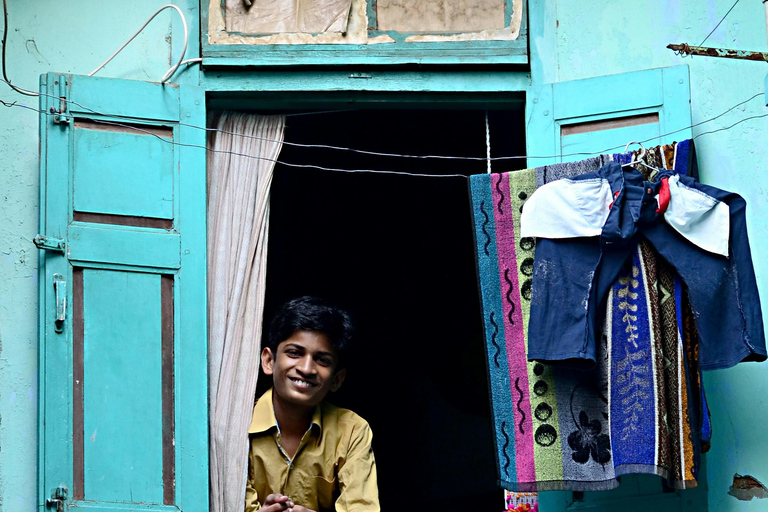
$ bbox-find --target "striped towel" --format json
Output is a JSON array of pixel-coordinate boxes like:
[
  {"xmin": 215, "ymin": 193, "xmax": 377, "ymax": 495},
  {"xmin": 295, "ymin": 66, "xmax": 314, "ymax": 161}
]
[{"xmin": 469, "ymin": 165, "xmax": 705, "ymax": 491}]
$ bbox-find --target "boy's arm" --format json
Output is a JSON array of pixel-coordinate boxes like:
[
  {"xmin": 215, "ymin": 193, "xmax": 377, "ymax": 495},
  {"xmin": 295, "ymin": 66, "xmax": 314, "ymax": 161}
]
[
  {"xmin": 245, "ymin": 474, "xmax": 261, "ymax": 512},
  {"xmin": 245, "ymin": 453, "xmax": 262, "ymax": 512},
  {"xmin": 335, "ymin": 421, "xmax": 380, "ymax": 512}
]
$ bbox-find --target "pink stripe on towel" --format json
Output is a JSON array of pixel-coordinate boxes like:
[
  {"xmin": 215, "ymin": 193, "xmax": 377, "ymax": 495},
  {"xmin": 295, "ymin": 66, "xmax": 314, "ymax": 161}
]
[{"xmin": 491, "ymin": 172, "xmax": 536, "ymax": 484}]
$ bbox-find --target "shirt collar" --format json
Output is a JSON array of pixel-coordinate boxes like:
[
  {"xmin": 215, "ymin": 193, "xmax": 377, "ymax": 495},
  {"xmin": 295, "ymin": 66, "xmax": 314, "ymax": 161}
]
[{"xmin": 247, "ymin": 388, "xmax": 323, "ymax": 436}]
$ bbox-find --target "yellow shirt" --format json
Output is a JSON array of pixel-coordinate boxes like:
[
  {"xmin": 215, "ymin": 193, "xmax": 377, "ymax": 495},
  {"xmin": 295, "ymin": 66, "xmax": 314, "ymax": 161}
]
[{"xmin": 245, "ymin": 388, "xmax": 379, "ymax": 512}]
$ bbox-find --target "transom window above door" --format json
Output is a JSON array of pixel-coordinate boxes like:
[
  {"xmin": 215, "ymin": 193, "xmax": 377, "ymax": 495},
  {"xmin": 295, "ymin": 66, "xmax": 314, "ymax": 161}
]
[{"xmin": 203, "ymin": 0, "xmax": 528, "ymax": 65}]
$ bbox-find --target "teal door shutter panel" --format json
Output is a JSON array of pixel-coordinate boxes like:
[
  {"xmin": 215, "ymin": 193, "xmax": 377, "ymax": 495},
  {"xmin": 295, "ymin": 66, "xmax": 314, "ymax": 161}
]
[
  {"xmin": 526, "ymin": 65, "xmax": 693, "ymax": 167},
  {"xmin": 38, "ymin": 73, "xmax": 207, "ymax": 512}
]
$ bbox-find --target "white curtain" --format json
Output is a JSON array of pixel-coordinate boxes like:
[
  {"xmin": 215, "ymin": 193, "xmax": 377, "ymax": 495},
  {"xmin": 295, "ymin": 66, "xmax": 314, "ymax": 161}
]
[{"xmin": 207, "ymin": 112, "xmax": 286, "ymax": 512}]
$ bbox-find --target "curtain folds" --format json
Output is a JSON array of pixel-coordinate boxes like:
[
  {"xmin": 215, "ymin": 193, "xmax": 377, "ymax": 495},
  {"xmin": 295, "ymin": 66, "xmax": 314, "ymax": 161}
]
[{"xmin": 207, "ymin": 112, "xmax": 286, "ymax": 512}]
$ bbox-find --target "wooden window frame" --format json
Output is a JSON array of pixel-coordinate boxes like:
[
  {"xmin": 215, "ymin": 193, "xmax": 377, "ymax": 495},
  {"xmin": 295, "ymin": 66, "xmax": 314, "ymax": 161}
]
[{"xmin": 201, "ymin": 0, "xmax": 528, "ymax": 66}]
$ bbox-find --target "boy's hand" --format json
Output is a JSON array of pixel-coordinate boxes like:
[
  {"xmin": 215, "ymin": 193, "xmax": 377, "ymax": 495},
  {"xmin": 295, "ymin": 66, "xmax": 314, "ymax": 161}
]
[
  {"xmin": 262, "ymin": 494, "xmax": 294, "ymax": 512},
  {"xmin": 259, "ymin": 496, "xmax": 316, "ymax": 512}
]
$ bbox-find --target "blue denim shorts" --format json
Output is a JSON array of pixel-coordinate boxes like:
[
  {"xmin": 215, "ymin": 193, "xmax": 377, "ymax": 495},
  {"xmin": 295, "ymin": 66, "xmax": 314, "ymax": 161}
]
[{"xmin": 526, "ymin": 162, "xmax": 766, "ymax": 370}]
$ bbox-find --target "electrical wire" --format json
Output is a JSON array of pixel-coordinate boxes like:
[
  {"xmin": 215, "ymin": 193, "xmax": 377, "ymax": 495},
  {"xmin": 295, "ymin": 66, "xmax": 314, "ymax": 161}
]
[
  {"xmin": 2, "ymin": 2, "xmax": 194, "ymax": 100},
  {"xmin": 4, "ymin": 78, "xmax": 764, "ymax": 162},
  {"xmin": 197, "ymin": 91, "xmax": 768, "ymax": 160},
  {"xmin": 693, "ymin": 112, "xmax": 768, "ymax": 139},
  {"xmin": 285, "ymin": 109, "xmax": 356, "ymax": 117},
  {"xmin": 689, "ymin": 92, "xmax": 763, "ymax": 127},
  {"xmin": 0, "ymin": 78, "xmax": 516, "ymax": 161},
  {"xmin": 90, "ymin": 118, "xmax": 468, "ymax": 178},
  {"xmin": 2, "ymin": 78, "xmax": 767, "ymax": 171},
  {"xmin": 4, "ymin": 96, "xmax": 766, "ymax": 179},
  {"xmin": 163, "ymin": 58, "xmax": 203, "ymax": 82},
  {"xmin": 88, "ymin": 4, "xmax": 189, "ymax": 84},
  {"xmin": 1, "ymin": 0, "xmax": 38, "ymax": 96},
  {"xmin": 698, "ymin": 0, "xmax": 741, "ymax": 48}
]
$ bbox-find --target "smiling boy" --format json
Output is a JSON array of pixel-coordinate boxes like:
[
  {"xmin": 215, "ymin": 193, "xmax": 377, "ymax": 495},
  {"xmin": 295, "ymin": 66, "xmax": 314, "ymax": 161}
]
[{"xmin": 245, "ymin": 296, "xmax": 380, "ymax": 512}]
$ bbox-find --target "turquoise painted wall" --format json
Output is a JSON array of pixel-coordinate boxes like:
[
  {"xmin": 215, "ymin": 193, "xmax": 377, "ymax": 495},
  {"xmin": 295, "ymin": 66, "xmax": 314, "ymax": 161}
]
[
  {"xmin": 0, "ymin": 2, "xmax": 198, "ymax": 511},
  {"xmin": 531, "ymin": 1, "xmax": 768, "ymax": 510},
  {"xmin": 1, "ymin": 1, "xmax": 767, "ymax": 511}
]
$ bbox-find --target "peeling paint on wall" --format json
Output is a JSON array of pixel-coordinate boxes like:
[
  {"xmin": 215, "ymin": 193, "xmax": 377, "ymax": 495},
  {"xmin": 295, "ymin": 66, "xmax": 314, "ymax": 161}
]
[
  {"xmin": 404, "ymin": 0, "xmax": 523, "ymax": 42},
  {"xmin": 224, "ymin": 0, "xmax": 354, "ymax": 34},
  {"xmin": 377, "ymin": 0, "xmax": 505, "ymax": 33},
  {"xmin": 405, "ymin": 25, "xmax": 520, "ymax": 42},
  {"xmin": 728, "ymin": 474, "xmax": 768, "ymax": 501},
  {"xmin": 207, "ymin": 0, "xmax": 521, "ymax": 45},
  {"xmin": 208, "ymin": 0, "xmax": 374, "ymax": 45}
]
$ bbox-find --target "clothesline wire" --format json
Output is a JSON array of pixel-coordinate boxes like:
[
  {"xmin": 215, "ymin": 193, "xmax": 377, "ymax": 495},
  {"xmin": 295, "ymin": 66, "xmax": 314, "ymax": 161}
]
[
  {"xmin": 694, "ymin": 112, "xmax": 768, "ymax": 139},
  {"xmin": 2, "ymin": 77, "xmax": 764, "ymax": 162},
  {"xmin": 90, "ymin": 118, "xmax": 469, "ymax": 179},
  {"xmin": 203, "ymin": 91, "xmax": 764, "ymax": 160},
  {"xmin": 698, "ymin": 0, "xmax": 741, "ymax": 48},
  {"xmin": 285, "ymin": 108, "xmax": 356, "ymax": 117},
  {"xmin": 0, "ymin": 79, "xmax": 764, "ymax": 165},
  {"xmin": 6, "ymin": 100, "xmax": 766, "ymax": 178}
]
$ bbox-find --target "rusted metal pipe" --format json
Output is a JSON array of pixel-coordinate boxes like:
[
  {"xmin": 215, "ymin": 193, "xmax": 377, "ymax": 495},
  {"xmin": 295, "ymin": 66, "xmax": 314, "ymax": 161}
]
[{"xmin": 667, "ymin": 43, "xmax": 768, "ymax": 61}]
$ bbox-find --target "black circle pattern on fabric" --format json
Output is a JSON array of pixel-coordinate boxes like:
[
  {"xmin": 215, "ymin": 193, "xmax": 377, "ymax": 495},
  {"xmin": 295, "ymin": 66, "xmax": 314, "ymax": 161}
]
[
  {"xmin": 517, "ymin": 180, "xmax": 557, "ymax": 449},
  {"xmin": 521, "ymin": 258, "xmax": 534, "ymax": 276},
  {"xmin": 534, "ymin": 402, "xmax": 553, "ymax": 421},
  {"xmin": 535, "ymin": 424, "xmax": 558, "ymax": 447},
  {"xmin": 521, "ymin": 279, "xmax": 532, "ymax": 301},
  {"xmin": 520, "ymin": 237, "xmax": 535, "ymax": 251}
]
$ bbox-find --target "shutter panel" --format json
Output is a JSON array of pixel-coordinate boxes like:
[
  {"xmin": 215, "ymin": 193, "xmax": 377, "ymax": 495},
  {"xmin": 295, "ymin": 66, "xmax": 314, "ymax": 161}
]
[
  {"xmin": 38, "ymin": 73, "xmax": 207, "ymax": 512},
  {"xmin": 524, "ymin": 65, "xmax": 707, "ymax": 512},
  {"xmin": 526, "ymin": 65, "xmax": 693, "ymax": 167}
]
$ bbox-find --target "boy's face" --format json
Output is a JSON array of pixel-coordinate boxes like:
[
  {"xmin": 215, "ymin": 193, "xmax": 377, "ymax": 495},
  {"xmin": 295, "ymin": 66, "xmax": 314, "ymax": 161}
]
[{"xmin": 261, "ymin": 330, "xmax": 346, "ymax": 411}]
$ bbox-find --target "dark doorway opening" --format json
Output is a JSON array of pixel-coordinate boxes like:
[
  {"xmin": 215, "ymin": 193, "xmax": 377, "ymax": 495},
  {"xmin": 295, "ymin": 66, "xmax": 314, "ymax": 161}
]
[{"xmin": 262, "ymin": 108, "xmax": 525, "ymax": 511}]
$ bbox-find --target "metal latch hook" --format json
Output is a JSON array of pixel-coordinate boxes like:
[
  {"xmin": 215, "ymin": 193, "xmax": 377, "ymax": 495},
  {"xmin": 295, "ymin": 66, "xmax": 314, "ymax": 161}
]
[
  {"xmin": 46, "ymin": 485, "xmax": 68, "ymax": 512},
  {"xmin": 53, "ymin": 274, "xmax": 67, "ymax": 333}
]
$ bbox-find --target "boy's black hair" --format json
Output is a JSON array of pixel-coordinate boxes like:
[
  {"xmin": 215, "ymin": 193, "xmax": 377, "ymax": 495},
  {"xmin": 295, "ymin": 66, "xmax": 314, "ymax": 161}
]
[{"xmin": 267, "ymin": 296, "xmax": 354, "ymax": 369}]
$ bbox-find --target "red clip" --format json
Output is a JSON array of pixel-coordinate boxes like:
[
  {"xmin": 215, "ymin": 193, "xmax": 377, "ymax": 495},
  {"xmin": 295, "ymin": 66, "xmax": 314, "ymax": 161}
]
[
  {"xmin": 609, "ymin": 190, "xmax": 620, "ymax": 209},
  {"xmin": 656, "ymin": 177, "xmax": 670, "ymax": 214}
]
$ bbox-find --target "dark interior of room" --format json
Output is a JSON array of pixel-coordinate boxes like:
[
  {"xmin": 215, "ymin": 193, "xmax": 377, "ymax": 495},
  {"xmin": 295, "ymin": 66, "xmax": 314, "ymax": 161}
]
[{"xmin": 261, "ymin": 108, "xmax": 526, "ymax": 511}]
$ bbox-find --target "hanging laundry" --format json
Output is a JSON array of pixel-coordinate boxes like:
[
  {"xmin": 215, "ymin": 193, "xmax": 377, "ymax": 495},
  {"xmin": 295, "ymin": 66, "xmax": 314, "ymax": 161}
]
[
  {"xmin": 610, "ymin": 141, "xmax": 711, "ymax": 457},
  {"xmin": 534, "ymin": 155, "xmax": 614, "ymax": 188},
  {"xmin": 468, "ymin": 142, "xmax": 715, "ymax": 491},
  {"xmin": 533, "ymin": 139, "xmax": 697, "ymax": 186},
  {"xmin": 545, "ymin": 140, "xmax": 712, "ymax": 455},
  {"xmin": 616, "ymin": 139, "xmax": 697, "ymax": 181},
  {"xmin": 521, "ymin": 158, "xmax": 766, "ymax": 371},
  {"xmin": 469, "ymin": 169, "xmax": 540, "ymax": 490},
  {"xmin": 604, "ymin": 239, "xmax": 706, "ymax": 486}
]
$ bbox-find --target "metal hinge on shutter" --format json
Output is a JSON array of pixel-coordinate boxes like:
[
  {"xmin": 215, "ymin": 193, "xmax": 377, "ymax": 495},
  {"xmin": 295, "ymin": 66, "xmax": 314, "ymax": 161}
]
[
  {"xmin": 33, "ymin": 235, "xmax": 65, "ymax": 253},
  {"xmin": 50, "ymin": 75, "xmax": 70, "ymax": 125},
  {"xmin": 46, "ymin": 486, "xmax": 68, "ymax": 512}
]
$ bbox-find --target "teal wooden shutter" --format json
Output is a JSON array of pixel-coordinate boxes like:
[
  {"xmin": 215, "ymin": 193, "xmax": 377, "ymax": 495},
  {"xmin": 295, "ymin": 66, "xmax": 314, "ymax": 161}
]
[
  {"xmin": 527, "ymin": 65, "xmax": 693, "ymax": 167},
  {"xmin": 37, "ymin": 73, "xmax": 207, "ymax": 512},
  {"xmin": 524, "ymin": 65, "xmax": 707, "ymax": 511}
]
